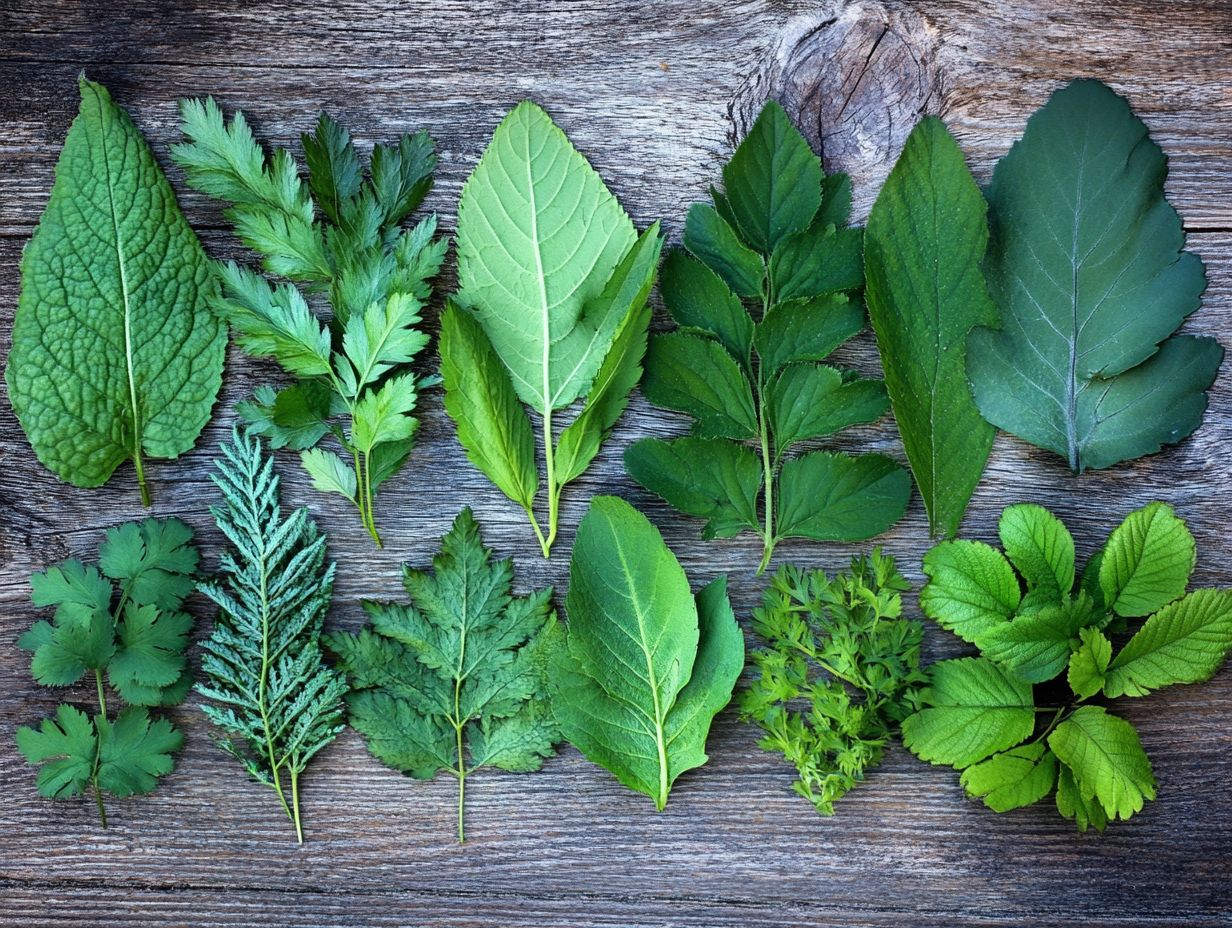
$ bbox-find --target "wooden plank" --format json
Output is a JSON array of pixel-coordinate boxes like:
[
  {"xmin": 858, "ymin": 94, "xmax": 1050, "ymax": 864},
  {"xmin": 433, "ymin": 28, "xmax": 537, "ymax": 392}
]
[{"xmin": 1, "ymin": 2, "xmax": 1231, "ymax": 926}]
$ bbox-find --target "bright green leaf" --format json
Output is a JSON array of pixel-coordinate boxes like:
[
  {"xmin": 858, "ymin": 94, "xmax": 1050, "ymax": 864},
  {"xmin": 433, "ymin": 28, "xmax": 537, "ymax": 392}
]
[
  {"xmin": 754, "ymin": 294, "xmax": 865, "ymax": 376},
  {"xmin": 1068, "ymin": 627, "xmax": 1112, "ymax": 699},
  {"xmin": 919, "ymin": 540, "xmax": 1022, "ymax": 644},
  {"xmin": 775, "ymin": 452, "xmax": 910, "ymax": 542},
  {"xmin": 1103, "ymin": 589, "xmax": 1232, "ymax": 697},
  {"xmin": 1048, "ymin": 705, "xmax": 1155, "ymax": 822},
  {"xmin": 1098, "ymin": 501, "xmax": 1195, "ymax": 617},
  {"xmin": 642, "ymin": 332, "xmax": 758, "ymax": 440},
  {"xmin": 998, "ymin": 503, "xmax": 1076, "ymax": 599},
  {"xmin": 960, "ymin": 742, "xmax": 1057, "ymax": 813}
]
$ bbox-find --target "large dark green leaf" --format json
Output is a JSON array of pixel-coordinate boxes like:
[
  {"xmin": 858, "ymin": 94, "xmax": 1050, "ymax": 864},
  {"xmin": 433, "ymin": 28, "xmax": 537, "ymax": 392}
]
[{"xmin": 968, "ymin": 79, "xmax": 1222, "ymax": 471}]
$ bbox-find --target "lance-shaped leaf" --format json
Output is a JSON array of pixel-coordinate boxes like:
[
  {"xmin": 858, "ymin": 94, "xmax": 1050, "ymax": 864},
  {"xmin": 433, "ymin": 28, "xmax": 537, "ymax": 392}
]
[
  {"xmin": 865, "ymin": 118, "xmax": 998, "ymax": 538},
  {"xmin": 5, "ymin": 77, "xmax": 225, "ymax": 505},
  {"xmin": 968, "ymin": 79, "xmax": 1222, "ymax": 471},
  {"xmin": 552, "ymin": 496, "xmax": 743, "ymax": 809}
]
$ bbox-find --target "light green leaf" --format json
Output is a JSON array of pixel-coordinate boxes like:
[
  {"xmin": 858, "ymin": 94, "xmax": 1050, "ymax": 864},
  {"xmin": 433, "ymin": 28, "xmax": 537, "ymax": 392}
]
[
  {"xmin": 553, "ymin": 496, "xmax": 740, "ymax": 809},
  {"xmin": 1068, "ymin": 627, "xmax": 1112, "ymax": 699},
  {"xmin": 659, "ymin": 249, "xmax": 753, "ymax": 366},
  {"xmin": 212, "ymin": 262, "xmax": 333, "ymax": 377},
  {"xmin": 976, "ymin": 595, "xmax": 1095, "ymax": 684},
  {"xmin": 864, "ymin": 117, "xmax": 998, "ymax": 540},
  {"xmin": 919, "ymin": 540, "xmax": 1022, "ymax": 644},
  {"xmin": 1056, "ymin": 760, "xmax": 1109, "ymax": 832},
  {"xmin": 901, "ymin": 657, "xmax": 1036, "ymax": 769},
  {"xmin": 682, "ymin": 202, "xmax": 764, "ymax": 297},
  {"xmin": 238, "ymin": 382, "xmax": 334, "ymax": 451},
  {"xmin": 455, "ymin": 101, "xmax": 637, "ymax": 412},
  {"xmin": 337, "ymin": 293, "xmax": 429, "ymax": 398},
  {"xmin": 300, "ymin": 448, "xmax": 358, "ymax": 502},
  {"xmin": 960, "ymin": 742, "xmax": 1057, "ymax": 812},
  {"xmin": 1048, "ymin": 705, "xmax": 1155, "ymax": 822},
  {"xmin": 968, "ymin": 79, "xmax": 1222, "ymax": 471},
  {"xmin": 439, "ymin": 303, "xmax": 538, "ymax": 511},
  {"xmin": 1103, "ymin": 589, "xmax": 1232, "ymax": 698},
  {"xmin": 754, "ymin": 294, "xmax": 865, "ymax": 376},
  {"xmin": 765, "ymin": 365, "xmax": 888, "ymax": 454},
  {"xmin": 5, "ymin": 78, "xmax": 225, "ymax": 499},
  {"xmin": 721, "ymin": 100, "xmax": 821, "ymax": 253},
  {"xmin": 624, "ymin": 437, "xmax": 762, "ymax": 540},
  {"xmin": 775, "ymin": 452, "xmax": 910, "ymax": 542},
  {"xmin": 1098, "ymin": 501, "xmax": 1195, "ymax": 617},
  {"xmin": 642, "ymin": 332, "xmax": 758, "ymax": 440},
  {"xmin": 998, "ymin": 504, "xmax": 1076, "ymax": 599},
  {"xmin": 770, "ymin": 225, "xmax": 863, "ymax": 303},
  {"xmin": 349, "ymin": 372, "xmax": 419, "ymax": 452}
]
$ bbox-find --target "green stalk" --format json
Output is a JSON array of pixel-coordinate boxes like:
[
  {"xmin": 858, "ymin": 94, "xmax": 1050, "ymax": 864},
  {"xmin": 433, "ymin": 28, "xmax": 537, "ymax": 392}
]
[
  {"xmin": 255, "ymin": 536, "xmax": 295, "ymax": 833},
  {"xmin": 133, "ymin": 450, "xmax": 151, "ymax": 508},
  {"xmin": 92, "ymin": 669, "xmax": 109, "ymax": 829},
  {"xmin": 755, "ymin": 287, "xmax": 776, "ymax": 576},
  {"xmin": 289, "ymin": 763, "xmax": 304, "ymax": 845},
  {"xmin": 453, "ymin": 616, "xmax": 469, "ymax": 842},
  {"xmin": 539, "ymin": 407, "xmax": 558, "ymax": 559}
]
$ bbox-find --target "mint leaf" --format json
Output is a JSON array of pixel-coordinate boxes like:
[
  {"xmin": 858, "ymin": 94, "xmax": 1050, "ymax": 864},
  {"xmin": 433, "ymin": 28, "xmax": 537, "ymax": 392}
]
[
  {"xmin": 1098, "ymin": 502, "xmax": 1195, "ymax": 617},
  {"xmin": 865, "ymin": 118, "xmax": 999, "ymax": 539},
  {"xmin": 968, "ymin": 79, "xmax": 1221, "ymax": 471},
  {"xmin": 900, "ymin": 657, "xmax": 1036, "ymax": 768},
  {"xmin": 919, "ymin": 540, "xmax": 1021, "ymax": 644},
  {"xmin": 1103, "ymin": 589, "xmax": 1232, "ymax": 698},
  {"xmin": 1048, "ymin": 705, "xmax": 1156, "ymax": 822},
  {"xmin": 960, "ymin": 742, "xmax": 1057, "ymax": 813},
  {"xmin": 552, "ymin": 497, "xmax": 743, "ymax": 809},
  {"xmin": 5, "ymin": 78, "xmax": 225, "ymax": 505}
]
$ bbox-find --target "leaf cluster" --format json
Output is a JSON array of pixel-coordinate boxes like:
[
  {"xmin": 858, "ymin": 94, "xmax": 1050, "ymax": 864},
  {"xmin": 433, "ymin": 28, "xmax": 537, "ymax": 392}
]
[
  {"xmin": 16, "ymin": 518, "xmax": 200, "ymax": 825},
  {"xmin": 741, "ymin": 550, "xmax": 926, "ymax": 814},
  {"xmin": 551, "ymin": 496, "xmax": 744, "ymax": 809},
  {"xmin": 441, "ymin": 101, "xmax": 663, "ymax": 558},
  {"xmin": 328, "ymin": 508, "xmax": 559, "ymax": 842},
  {"xmin": 625, "ymin": 101, "xmax": 909, "ymax": 574},
  {"xmin": 173, "ymin": 100, "xmax": 447, "ymax": 545},
  {"xmin": 902, "ymin": 502, "xmax": 1232, "ymax": 829},
  {"xmin": 196, "ymin": 429, "xmax": 349, "ymax": 842}
]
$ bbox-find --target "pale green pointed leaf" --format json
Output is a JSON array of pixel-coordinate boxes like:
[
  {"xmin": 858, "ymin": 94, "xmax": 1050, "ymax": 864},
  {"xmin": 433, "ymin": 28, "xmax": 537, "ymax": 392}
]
[
  {"xmin": 642, "ymin": 332, "xmax": 758, "ymax": 440},
  {"xmin": 683, "ymin": 202, "xmax": 764, "ymax": 298},
  {"xmin": 455, "ymin": 101, "xmax": 638, "ymax": 412},
  {"xmin": 300, "ymin": 448, "xmax": 358, "ymax": 502},
  {"xmin": 439, "ymin": 303, "xmax": 538, "ymax": 511},
  {"xmin": 1103, "ymin": 589, "xmax": 1232, "ymax": 698},
  {"xmin": 624, "ymin": 437, "xmax": 762, "ymax": 540},
  {"xmin": 901, "ymin": 657, "xmax": 1036, "ymax": 769},
  {"xmin": 998, "ymin": 503, "xmax": 1076, "ymax": 599},
  {"xmin": 1048, "ymin": 705, "xmax": 1155, "ymax": 822},
  {"xmin": 1098, "ymin": 501, "xmax": 1195, "ymax": 617},
  {"xmin": 775, "ymin": 452, "xmax": 910, "ymax": 542},
  {"xmin": 5, "ymin": 78, "xmax": 225, "ymax": 496},
  {"xmin": 919, "ymin": 540, "xmax": 1021, "ymax": 644},
  {"xmin": 960, "ymin": 742, "xmax": 1057, "ymax": 812},
  {"xmin": 722, "ymin": 101, "xmax": 821, "ymax": 253},
  {"xmin": 968, "ymin": 79, "xmax": 1221, "ymax": 471},
  {"xmin": 553, "ymin": 496, "xmax": 738, "ymax": 809},
  {"xmin": 865, "ymin": 117, "xmax": 998, "ymax": 540}
]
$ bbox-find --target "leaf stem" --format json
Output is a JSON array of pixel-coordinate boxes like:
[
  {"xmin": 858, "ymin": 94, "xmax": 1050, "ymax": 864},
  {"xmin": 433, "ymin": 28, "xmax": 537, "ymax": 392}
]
[
  {"xmin": 255, "ymin": 528, "xmax": 296, "ymax": 833},
  {"xmin": 290, "ymin": 764, "xmax": 304, "ymax": 845},
  {"xmin": 540, "ymin": 407, "xmax": 558, "ymax": 559},
  {"xmin": 133, "ymin": 451, "xmax": 151, "ymax": 507},
  {"xmin": 92, "ymin": 669, "xmax": 108, "ymax": 829},
  {"xmin": 755, "ymin": 288, "xmax": 776, "ymax": 576}
]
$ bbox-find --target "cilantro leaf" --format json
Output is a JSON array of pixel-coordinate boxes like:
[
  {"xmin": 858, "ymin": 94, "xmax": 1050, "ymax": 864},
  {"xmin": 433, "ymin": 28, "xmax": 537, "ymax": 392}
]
[
  {"xmin": 98, "ymin": 517, "xmax": 200, "ymax": 610},
  {"xmin": 968, "ymin": 79, "xmax": 1221, "ymax": 471},
  {"xmin": 329, "ymin": 508, "xmax": 558, "ymax": 841},
  {"xmin": 4, "ymin": 78, "xmax": 225, "ymax": 505},
  {"xmin": 174, "ymin": 101, "xmax": 444, "ymax": 547},
  {"xmin": 742, "ymin": 551, "xmax": 926, "ymax": 814},
  {"xmin": 15, "ymin": 705, "xmax": 98, "ymax": 800},
  {"xmin": 108, "ymin": 603, "xmax": 193, "ymax": 705},
  {"xmin": 94, "ymin": 707, "xmax": 183, "ymax": 798},
  {"xmin": 627, "ymin": 101, "xmax": 909, "ymax": 574}
]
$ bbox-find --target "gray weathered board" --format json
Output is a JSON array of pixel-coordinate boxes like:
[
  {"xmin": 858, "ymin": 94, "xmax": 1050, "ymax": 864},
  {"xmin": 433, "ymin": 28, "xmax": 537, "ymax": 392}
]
[{"xmin": 1, "ymin": 1, "xmax": 1230, "ymax": 926}]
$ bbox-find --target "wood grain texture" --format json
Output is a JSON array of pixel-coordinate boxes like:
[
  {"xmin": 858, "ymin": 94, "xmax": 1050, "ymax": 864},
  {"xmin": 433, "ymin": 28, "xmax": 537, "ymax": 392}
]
[{"xmin": 1, "ymin": 1, "xmax": 1230, "ymax": 926}]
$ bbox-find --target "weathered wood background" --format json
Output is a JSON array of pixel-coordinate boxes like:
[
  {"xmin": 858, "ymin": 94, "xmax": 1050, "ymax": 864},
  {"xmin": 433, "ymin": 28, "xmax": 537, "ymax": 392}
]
[{"xmin": 1, "ymin": 1, "xmax": 1230, "ymax": 925}]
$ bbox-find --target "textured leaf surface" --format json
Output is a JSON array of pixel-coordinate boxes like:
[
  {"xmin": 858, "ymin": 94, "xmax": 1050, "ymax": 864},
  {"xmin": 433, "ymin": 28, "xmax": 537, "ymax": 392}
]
[
  {"xmin": 1103, "ymin": 589, "xmax": 1232, "ymax": 697},
  {"xmin": 975, "ymin": 596, "xmax": 1094, "ymax": 684},
  {"xmin": 960, "ymin": 743, "xmax": 1057, "ymax": 813},
  {"xmin": 998, "ymin": 504, "xmax": 1075, "ymax": 600},
  {"xmin": 864, "ymin": 118, "xmax": 997, "ymax": 538},
  {"xmin": 553, "ymin": 497, "xmax": 741, "ymax": 809},
  {"xmin": 5, "ymin": 78, "xmax": 224, "ymax": 496},
  {"xmin": 455, "ymin": 101, "xmax": 637, "ymax": 412},
  {"xmin": 968, "ymin": 79, "xmax": 1221, "ymax": 471},
  {"xmin": 1098, "ymin": 502, "xmax": 1195, "ymax": 617},
  {"xmin": 1048, "ymin": 705, "xmax": 1155, "ymax": 822},
  {"xmin": 901, "ymin": 658, "xmax": 1035, "ymax": 768},
  {"xmin": 919, "ymin": 540, "xmax": 1021, "ymax": 644},
  {"xmin": 775, "ymin": 453, "xmax": 911, "ymax": 542}
]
